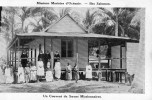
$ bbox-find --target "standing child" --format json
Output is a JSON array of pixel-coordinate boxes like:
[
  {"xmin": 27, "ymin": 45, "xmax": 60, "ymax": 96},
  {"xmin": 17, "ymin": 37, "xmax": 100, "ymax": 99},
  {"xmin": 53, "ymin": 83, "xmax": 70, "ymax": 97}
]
[
  {"xmin": 73, "ymin": 63, "xmax": 79, "ymax": 83},
  {"xmin": 46, "ymin": 68, "xmax": 53, "ymax": 82},
  {"xmin": 24, "ymin": 63, "xmax": 30, "ymax": 83},
  {"xmin": 30, "ymin": 62, "xmax": 37, "ymax": 82},
  {"xmin": 18, "ymin": 64, "xmax": 25, "ymax": 83},
  {"xmin": 66, "ymin": 63, "xmax": 72, "ymax": 81}
]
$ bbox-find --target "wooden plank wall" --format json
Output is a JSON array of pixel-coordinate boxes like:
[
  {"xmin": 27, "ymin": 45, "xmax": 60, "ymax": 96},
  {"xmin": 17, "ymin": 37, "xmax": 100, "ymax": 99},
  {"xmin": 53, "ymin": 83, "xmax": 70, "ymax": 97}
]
[
  {"xmin": 111, "ymin": 45, "xmax": 120, "ymax": 69},
  {"xmin": 126, "ymin": 43, "xmax": 139, "ymax": 75},
  {"xmin": 47, "ymin": 15, "xmax": 85, "ymax": 33}
]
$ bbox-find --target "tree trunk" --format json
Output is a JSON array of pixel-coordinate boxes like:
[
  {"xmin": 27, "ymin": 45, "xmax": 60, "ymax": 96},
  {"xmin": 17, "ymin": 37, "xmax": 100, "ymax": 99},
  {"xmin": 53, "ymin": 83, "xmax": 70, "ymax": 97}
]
[
  {"xmin": 115, "ymin": 10, "xmax": 119, "ymax": 36},
  {"xmin": 129, "ymin": 8, "xmax": 145, "ymax": 93}
]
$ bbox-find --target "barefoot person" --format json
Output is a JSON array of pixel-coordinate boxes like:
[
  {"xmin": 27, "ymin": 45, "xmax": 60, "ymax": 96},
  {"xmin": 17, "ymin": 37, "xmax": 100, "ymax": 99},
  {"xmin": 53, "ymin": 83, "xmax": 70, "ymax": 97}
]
[
  {"xmin": 85, "ymin": 64, "xmax": 92, "ymax": 81},
  {"xmin": 66, "ymin": 63, "xmax": 72, "ymax": 81},
  {"xmin": 73, "ymin": 63, "xmax": 79, "ymax": 83}
]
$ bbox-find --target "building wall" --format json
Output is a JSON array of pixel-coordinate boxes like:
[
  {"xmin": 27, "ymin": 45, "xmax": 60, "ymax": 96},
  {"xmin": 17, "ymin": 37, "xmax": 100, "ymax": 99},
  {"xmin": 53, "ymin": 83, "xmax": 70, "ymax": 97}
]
[
  {"xmin": 47, "ymin": 15, "xmax": 85, "ymax": 33},
  {"xmin": 27, "ymin": 38, "xmax": 88, "ymax": 70},
  {"xmin": 126, "ymin": 42, "xmax": 139, "ymax": 75},
  {"xmin": 111, "ymin": 45, "xmax": 121, "ymax": 69}
]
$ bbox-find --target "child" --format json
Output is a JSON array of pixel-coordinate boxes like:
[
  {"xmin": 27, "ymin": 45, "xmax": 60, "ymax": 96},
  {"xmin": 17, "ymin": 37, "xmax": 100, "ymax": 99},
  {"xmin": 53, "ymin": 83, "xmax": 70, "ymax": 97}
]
[
  {"xmin": 30, "ymin": 62, "xmax": 37, "ymax": 82},
  {"xmin": 66, "ymin": 63, "xmax": 72, "ymax": 81},
  {"xmin": 73, "ymin": 63, "xmax": 79, "ymax": 83},
  {"xmin": 46, "ymin": 68, "xmax": 53, "ymax": 82},
  {"xmin": 24, "ymin": 63, "xmax": 30, "ymax": 83},
  {"xmin": 18, "ymin": 64, "xmax": 25, "ymax": 83}
]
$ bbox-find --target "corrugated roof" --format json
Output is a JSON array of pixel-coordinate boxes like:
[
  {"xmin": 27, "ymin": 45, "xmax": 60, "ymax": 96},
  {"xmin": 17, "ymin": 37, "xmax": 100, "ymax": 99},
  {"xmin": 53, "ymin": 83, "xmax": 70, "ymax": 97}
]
[{"xmin": 16, "ymin": 32, "xmax": 133, "ymax": 40}]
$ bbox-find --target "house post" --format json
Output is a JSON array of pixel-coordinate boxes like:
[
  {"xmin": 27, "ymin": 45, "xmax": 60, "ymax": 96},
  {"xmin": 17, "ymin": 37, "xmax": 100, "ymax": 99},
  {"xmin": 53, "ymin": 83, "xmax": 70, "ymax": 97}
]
[
  {"xmin": 51, "ymin": 39, "xmax": 54, "ymax": 71},
  {"xmin": 98, "ymin": 39, "xmax": 102, "ymax": 81}
]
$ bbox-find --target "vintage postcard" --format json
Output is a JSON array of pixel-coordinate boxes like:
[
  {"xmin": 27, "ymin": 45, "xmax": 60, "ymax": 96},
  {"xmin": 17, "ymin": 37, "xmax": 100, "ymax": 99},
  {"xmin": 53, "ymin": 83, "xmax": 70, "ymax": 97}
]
[{"xmin": 0, "ymin": 0, "xmax": 151, "ymax": 100}]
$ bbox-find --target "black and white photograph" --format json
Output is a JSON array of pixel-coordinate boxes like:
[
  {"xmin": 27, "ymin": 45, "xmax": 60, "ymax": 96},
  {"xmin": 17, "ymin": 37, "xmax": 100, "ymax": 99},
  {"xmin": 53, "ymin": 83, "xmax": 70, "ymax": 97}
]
[
  {"xmin": 1, "ymin": 0, "xmax": 152, "ymax": 99},
  {"xmin": 0, "ymin": 6, "xmax": 145, "ymax": 93}
]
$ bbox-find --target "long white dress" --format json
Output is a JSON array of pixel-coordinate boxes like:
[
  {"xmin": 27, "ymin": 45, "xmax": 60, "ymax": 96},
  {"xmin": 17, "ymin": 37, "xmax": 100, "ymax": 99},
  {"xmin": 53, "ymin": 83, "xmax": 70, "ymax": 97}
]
[
  {"xmin": 18, "ymin": 67, "xmax": 25, "ymax": 83},
  {"xmin": 0, "ymin": 67, "xmax": 5, "ymax": 84},
  {"xmin": 5, "ymin": 67, "xmax": 14, "ymax": 83},
  {"xmin": 24, "ymin": 67, "xmax": 30, "ymax": 83},
  {"xmin": 30, "ymin": 66, "xmax": 37, "ymax": 81},
  {"xmin": 85, "ymin": 65, "xmax": 92, "ymax": 79},
  {"xmin": 66, "ymin": 65, "xmax": 72, "ymax": 80},
  {"xmin": 46, "ymin": 70, "xmax": 53, "ymax": 82},
  {"xmin": 37, "ymin": 61, "xmax": 44, "ymax": 76},
  {"xmin": 54, "ymin": 62, "xmax": 61, "ymax": 79}
]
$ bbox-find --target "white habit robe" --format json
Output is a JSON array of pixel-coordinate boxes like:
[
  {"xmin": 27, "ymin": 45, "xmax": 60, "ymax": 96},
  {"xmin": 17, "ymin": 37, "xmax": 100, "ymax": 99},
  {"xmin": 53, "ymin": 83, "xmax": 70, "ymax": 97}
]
[
  {"xmin": 5, "ymin": 67, "xmax": 14, "ymax": 83},
  {"xmin": 0, "ymin": 67, "xmax": 5, "ymax": 83},
  {"xmin": 85, "ymin": 65, "xmax": 92, "ymax": 79},
  {"xmin": 46, "ymin": 70, "xmax": 53, "ymax": 82},
  {"xmin": 54, "ymin": 62, "xmax": 61, "ymax": 79},
  {"xmin": 30, "ymin": 66, "xmax": 37, "ymax": 81},
  {"xmin": 18, "ymin": 67, "xmax": 25, "ymax": 83},
  {"xmin": 37, "ymin": 61, "xmax": 44, "ymax": 76}
]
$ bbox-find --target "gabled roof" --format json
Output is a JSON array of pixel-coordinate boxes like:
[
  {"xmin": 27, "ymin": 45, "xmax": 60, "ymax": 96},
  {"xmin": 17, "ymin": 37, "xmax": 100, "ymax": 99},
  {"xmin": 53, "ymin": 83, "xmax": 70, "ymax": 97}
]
[{"xmin": 43, "ymin": 13, "xmax": 88, "ymax": 33}]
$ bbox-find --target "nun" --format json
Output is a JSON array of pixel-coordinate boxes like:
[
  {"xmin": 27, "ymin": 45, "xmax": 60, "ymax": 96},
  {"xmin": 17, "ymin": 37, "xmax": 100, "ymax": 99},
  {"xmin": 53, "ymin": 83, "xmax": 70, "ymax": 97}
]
[
  {"xmin": 37, "ymin": 58, "xmax": 45, "ymax": 82},
  {"xmin": 85, "ymin": 64, "xmax": 92, "ymax": 81},
  {"xmin": 5, "ymin": 65, "xmax": 14, "ymax": 84},
  {"xmin": 54, "ymin": 62, "xmax": 61, "ymax": 80}
]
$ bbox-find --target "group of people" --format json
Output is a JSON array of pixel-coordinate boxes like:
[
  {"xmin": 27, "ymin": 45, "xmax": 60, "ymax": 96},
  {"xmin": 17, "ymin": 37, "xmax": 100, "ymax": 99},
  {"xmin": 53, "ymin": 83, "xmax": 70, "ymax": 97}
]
[{"xmin": 3, "ymin": 50, "xmax": 94, "ymax": 84}]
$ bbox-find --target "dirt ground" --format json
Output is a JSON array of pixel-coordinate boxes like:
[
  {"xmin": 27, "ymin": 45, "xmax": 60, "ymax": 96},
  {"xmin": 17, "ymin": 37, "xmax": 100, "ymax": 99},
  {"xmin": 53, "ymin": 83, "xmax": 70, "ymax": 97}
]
[{"xmin": 0, "ymin": 80, "xmax": 132, "ymax": 93}]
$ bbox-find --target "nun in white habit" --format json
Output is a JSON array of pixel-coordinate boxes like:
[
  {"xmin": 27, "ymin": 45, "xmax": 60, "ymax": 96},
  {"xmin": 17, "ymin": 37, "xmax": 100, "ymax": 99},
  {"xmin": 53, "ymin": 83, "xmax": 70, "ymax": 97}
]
[
  {"xmin": 5, "ymin": 65, "xmax": 14, "ymax": 84},
  {"xmin": 54, "ymin": 62, "xmax": 61, "ymax": 80},
  {"xmin": 85, "ymin": 64, "xmax": 92, "ymax": 81}
]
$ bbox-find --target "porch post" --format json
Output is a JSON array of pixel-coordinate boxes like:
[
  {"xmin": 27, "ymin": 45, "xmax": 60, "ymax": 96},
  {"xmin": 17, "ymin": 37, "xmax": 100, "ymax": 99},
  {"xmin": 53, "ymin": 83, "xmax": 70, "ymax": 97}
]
[
  {"xmin": 51, "ymin": 39, "xmax": 54, "ymax": 71},
  {"xmin": 10, "ymin": 50, "xmax": 11, "ymax": 65},
  {"xmin": 76, "ymin": 38, "xmax": 78, "ymax": 67},
  {"xmin": 98, "ymin": 40, "xmax": 101, "ymax": 70},
  {"xmin": 7, "ymin": 49, "xmax": 9, "ymax": 65},
  {"xmin": 44, "ymin": 37, "xmax": 46, "ymax": 54},
  {"xmin": 17, "ymin": 38, "xmax": 20, "ymax": 67},
  {"xmin": 14, "ymin": 41, "xmax": 17, "ymax": 70},
  {"xmin": 12, "ymin": 51, "xmax": 14, "ymax": 66},
  {"xmin": 98, "ymin": 39, "xmax": 102, "ymax": 81}
]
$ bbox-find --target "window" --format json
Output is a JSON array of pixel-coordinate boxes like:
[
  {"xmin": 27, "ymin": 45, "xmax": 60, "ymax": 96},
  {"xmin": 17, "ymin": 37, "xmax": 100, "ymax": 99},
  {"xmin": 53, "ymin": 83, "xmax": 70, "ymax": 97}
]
[{"xmin": 61, "ymin": 40, "xmax": 73, "ymax": 57}]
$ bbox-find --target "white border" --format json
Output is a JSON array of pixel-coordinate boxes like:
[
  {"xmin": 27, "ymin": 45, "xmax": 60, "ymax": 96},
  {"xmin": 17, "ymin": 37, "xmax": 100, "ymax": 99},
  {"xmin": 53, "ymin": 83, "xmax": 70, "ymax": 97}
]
[{"xmin": 0, "ymin": 0, "xmax": 152, "ymax": 100}]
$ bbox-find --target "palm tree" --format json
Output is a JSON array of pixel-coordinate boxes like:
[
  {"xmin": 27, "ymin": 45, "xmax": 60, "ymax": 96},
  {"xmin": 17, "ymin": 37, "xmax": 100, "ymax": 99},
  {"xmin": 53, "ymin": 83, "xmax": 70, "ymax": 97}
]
[
  {"xmin": 30, "ymin": 7, "xmax": 72, "ymax": 32},
  {"xmin": 29, "ymin": 7, "xmax": 58, "ymax": 32},
  {"xmin": 58, "ymin": 7, "xmax": 72, "ymax": 18},
  {"xmin": 97, "ymin": 8, "xmax": 140, "ymax": 39},
  {"xmin": 1, "ymin": 7, "xmax": 17, "ymax": 40},
  {"xmin": 16, "ymin": 7, "xmax": 32, "ymax": 33},
  {"xmin": 82, "ymin": 8, "xmax": 100, "ymax": 32}
]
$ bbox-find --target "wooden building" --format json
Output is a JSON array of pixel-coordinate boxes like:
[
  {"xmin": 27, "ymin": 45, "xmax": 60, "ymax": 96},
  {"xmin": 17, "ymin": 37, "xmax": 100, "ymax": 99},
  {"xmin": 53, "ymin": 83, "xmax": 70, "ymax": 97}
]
[{"xmin": 7, "ymin": 14, "xmax": 138, "ymax": 81}]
